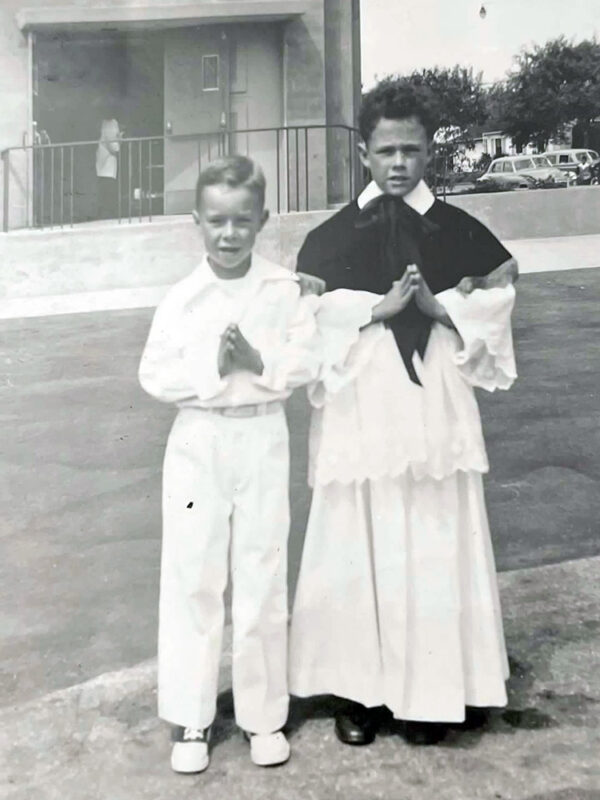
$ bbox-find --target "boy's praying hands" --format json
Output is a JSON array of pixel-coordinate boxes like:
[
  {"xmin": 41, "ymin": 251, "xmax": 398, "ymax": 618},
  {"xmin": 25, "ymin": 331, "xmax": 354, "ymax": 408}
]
[{"xmin": 218, "ymin": 324, "xmax": 264, "ymax": 377}]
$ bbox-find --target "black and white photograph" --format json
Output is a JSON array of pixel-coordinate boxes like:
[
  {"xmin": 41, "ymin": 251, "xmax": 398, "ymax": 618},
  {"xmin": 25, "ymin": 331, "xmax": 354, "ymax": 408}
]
[{"xmin": 1, "ymin": 1, "xmax": 599, "ymax": 798}]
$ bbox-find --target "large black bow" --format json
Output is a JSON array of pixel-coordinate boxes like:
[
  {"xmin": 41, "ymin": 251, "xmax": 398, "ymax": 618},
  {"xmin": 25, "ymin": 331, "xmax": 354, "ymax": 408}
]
[{"xmin": 355, "ymin": 194, "xmax": 440, "ymax": 385}]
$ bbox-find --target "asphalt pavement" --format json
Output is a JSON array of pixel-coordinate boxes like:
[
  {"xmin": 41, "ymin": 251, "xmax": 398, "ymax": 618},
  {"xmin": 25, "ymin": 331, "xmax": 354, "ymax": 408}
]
[{"xmin": 1, "ymin": 268, "xmax": 599, "ymax": 709}]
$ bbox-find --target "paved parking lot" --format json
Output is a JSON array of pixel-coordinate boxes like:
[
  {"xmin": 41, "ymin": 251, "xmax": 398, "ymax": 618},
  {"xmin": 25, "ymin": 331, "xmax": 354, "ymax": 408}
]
[{"xmin": 1, "ymin": 267, "xmax": 599, "ymax": 707}]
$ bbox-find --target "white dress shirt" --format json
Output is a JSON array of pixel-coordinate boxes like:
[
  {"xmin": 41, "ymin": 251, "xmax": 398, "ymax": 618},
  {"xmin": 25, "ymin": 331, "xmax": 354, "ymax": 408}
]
[{"xmin": 139, "ymin": 254, "xmax": 319, "ymax": 408}]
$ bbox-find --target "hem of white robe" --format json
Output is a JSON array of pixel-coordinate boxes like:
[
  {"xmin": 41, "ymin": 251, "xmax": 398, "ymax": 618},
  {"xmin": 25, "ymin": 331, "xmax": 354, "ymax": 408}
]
[
  {"xmin": 288, "ymin": 674, "xmax": 509, "ymax": 723},
  {"xmin": 290, "ymin": 468, "xmax": 510, "ymax": 723}
]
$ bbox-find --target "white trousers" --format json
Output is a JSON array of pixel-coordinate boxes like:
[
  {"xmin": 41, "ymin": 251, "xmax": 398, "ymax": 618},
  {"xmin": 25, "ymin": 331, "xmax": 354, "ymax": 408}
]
[
  {"xmin": 158, "ymin": 406, "xmax": 290, "ymax": 733},
  {"xmin": 289, "ymin": 471, "xmax": 509, "ymax": 722}
]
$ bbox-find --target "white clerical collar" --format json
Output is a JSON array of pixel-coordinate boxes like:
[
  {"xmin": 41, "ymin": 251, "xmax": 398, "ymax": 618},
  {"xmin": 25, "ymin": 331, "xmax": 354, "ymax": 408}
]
[{"xmin": 356, "ymin": 180, "xmax": 435, "ymax": 216}]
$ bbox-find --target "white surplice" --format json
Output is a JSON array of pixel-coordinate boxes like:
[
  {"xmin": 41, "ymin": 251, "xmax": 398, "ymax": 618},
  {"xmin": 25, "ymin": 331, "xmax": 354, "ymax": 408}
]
[{"xmin": 289, "ymin": 183, "xmax": 517, "ymax": 722}]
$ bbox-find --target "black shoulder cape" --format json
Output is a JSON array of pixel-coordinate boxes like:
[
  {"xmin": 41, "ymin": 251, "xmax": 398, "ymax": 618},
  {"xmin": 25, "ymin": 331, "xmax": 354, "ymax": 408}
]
[{"xmin": 298, "ymin": 196, "xmax": 512, "ymax": 383}]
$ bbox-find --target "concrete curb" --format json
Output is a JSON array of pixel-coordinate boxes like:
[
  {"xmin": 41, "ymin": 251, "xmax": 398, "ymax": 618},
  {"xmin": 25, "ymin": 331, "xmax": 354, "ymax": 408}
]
[{"xmin": 0, "ymin": 625, "xmax": 232, "ymax": 730}]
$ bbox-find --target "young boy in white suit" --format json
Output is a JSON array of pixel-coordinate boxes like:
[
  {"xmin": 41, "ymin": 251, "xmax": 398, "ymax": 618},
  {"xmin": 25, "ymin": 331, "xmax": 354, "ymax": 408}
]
[{"xmin": 139, "ymin": 155, "xmax": 318, "ymax": 773}]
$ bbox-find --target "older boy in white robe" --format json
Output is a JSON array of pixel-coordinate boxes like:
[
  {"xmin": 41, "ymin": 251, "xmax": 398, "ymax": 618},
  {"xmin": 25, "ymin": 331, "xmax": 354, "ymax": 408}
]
[{"xmin": 289, "ymin": 78, "xmax": 518, "ymax": 746}]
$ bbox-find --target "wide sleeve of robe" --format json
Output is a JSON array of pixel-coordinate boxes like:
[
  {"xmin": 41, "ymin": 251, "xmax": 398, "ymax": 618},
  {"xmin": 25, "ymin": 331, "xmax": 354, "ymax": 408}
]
[
  {"xmin": 306, "ymin": 284, "xmax": 517, "ymax": 487},
  {"xmin": 436, "ymin": 284, "xmax": 517, "ymax": 392}
]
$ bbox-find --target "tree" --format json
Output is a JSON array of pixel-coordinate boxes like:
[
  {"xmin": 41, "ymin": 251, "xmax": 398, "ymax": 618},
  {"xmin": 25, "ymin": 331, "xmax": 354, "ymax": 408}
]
[
  {"xmin": 368, "ymin": 66, "xmax": 488, "ymax": 139},
  {"xmin": 564, "ymin": 39, "xmax": 600, "ymax": 144},
  {"xmin": 407, "ymin": 66, "xmax": 488, "ymax": 133},
  {"xmin": 498, "ymin": 37, "xmax": 600, "ymax": 150}
]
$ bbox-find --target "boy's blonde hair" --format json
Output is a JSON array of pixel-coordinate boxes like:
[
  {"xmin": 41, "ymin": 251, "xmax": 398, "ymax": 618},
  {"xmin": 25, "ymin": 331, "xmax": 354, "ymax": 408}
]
[{"xmin": 195, "ymin": 155, "xmax": 266, "ymax": 210}]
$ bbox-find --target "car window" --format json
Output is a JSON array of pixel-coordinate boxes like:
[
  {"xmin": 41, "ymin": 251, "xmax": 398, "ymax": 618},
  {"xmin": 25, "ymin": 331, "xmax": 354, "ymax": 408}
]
[
  {"xmin": 490, "ymin": 162, "xmax": 501, "ymax": 173},
  {"xmin": 590, "ymin": 151, "xmax": 599, "ymax": 160},
  {"xmin": 576, "ymin": 152, "xmax": 589, "ymax": 163},
  {"xmin": 533, "ymin": 156, "xmax": 552, "ymax": 167},
  {"xmin": 546, "ymin": 154, "xmax": 557, "ymax": 164},
  {"xmin": 501, "ymin": 161, "xmax": 514, "ymax": 173},
  {"xmin": 558, "ymin": 154, "xmax": 573, "ymax": 164},
  {"xmin": 514, "ymin": 158, "xmax": 533, "ymax": 170}
]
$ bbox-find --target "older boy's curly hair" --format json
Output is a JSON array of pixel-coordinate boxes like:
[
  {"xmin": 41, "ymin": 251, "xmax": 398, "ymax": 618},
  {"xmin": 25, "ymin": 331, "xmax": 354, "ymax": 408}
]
[
  {"xmin": 359, "ymin": 78, "xmax": 440, "ymax": 144},
  {"xmin": 195, "ymin": 155, "xmax": 266, "ymax": 210}
]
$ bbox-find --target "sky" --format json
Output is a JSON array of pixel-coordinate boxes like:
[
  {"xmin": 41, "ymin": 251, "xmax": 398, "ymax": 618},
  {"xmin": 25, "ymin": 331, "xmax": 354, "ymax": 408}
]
[{"xmin": 361, "ymin": 0, "xmax": 600, "ymax": 88}]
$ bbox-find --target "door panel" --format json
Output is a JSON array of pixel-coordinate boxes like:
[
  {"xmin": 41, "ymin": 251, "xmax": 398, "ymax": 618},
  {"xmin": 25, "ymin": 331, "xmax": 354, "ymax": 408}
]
[
  {"xmin": 227, "ymin": 25, "xmax": 283, "ymax": 212},
  {"xmin": 163, "ymin": 27, "xmax": 227, "ymax": 214},
  {"xmin": 163, "ymin": 24, "xmax": 283, "ymax": 215}
]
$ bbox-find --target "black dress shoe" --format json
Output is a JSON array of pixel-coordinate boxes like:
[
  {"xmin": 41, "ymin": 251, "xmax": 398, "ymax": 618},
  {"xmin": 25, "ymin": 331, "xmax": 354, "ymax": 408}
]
[
  {"xmin": 462, "ymin": 706, "xmax": 489, "ymax": 730},
  {"xmin": 334, "ymin": 702, "xmax": 378, "ymax": 745},
  {"xmin": 404, "ymin": 721, "xmax": 447, "ymax": 745}
]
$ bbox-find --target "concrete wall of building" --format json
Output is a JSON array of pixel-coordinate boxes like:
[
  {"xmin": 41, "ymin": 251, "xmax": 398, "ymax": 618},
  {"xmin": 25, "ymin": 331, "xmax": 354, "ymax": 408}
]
[
  {"xmin": 0, "ymin": 210, "xmax": 332, "ymax": 300},
  {"xmin": 0, "ymin": 0, "xmax": 32, "ymax": 229},
  {"xmin": 323, "ymin": 0, "xmax": 361, "ymax": 205},
  {"xmin": 283, "ymin": 0, "xmax": 327, "ymax": 209},
  {"xmin": 446, "ymin": 186, "xmax": 600, "ymax": 240}
]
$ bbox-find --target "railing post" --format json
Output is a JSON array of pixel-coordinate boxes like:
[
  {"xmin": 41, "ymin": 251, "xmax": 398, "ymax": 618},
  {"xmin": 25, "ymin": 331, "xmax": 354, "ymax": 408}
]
[
  {"xmin": 69, "ymin": 147, "xmax": 74, "ymax": 227},
  {"xmin": 50, "ymin": 148, "xmax": 55, "ymax": 229},
  {"xmin": 276, "ymin": 129, "xmax": 280, "ymax": 214},
  {"xmin": 128, "ymin": 141, "xmax": 132, "ymax": 223},
  {"xmin": 295, "ymin": 128, "xmax": 300, "ymax": 212},
  {"xmin": 148, "ymin": 139, "xmax": 153, "ymax": 223},
  {"xmin": 138, "ymin": 140, "xmax": 143, "ymax": 222},
  {"xmin": 348, "ymin": 128, "xmax": 352, "ymax": 202},
  {"xmin": 286, "ymin": 128, "xmax": 290, "ymax": 213},
  {"xmin": 40, "ymin": 147, "xmax": 45, "ymax": 229},
  {"xmin": 304, "ymin": 127, "xmax": 309, "ymax": 211},
  {"xmin": 60, "ymin": 147, "xmax": 65, "ymax": 229},
  {"xmin": 117, "ymin": 148, "xmax": 122, "ymax": 223},
  {"xmin": 2, "ymin": 149, "xmax": 9, "ymax": 232}
]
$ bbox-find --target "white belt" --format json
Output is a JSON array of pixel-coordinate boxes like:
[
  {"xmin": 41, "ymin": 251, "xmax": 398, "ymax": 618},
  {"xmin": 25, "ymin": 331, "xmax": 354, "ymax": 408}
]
[{"xmin": 202, "ymin": 401, "xmax": 282, "ymax": 418}]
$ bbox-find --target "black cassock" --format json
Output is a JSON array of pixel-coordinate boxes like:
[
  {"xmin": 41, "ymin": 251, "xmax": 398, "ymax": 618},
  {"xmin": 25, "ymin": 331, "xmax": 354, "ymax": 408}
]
[{"xmin": 297, "ymin": 194, "xmax": 511, "ymax": 383}]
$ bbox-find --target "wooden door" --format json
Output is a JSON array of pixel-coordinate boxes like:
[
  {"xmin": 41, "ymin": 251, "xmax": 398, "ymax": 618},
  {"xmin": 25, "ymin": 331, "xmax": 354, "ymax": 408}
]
[
  {"xmin": 226, "ymin": 25, "xmax": 283, "ymax": 212},
  {"xmin": 163, "ymin": 26, "xmax": 228, "ymax": 214}
]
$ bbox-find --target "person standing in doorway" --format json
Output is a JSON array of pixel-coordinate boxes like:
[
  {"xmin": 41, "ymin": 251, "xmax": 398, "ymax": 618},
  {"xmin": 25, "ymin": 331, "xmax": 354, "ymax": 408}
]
[{"xmin": 96, "ymin": 116, "xmax": 122, "ymax": 220}]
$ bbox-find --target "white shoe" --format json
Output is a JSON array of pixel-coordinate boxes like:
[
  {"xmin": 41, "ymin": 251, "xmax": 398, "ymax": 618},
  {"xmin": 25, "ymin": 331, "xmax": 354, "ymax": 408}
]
[
  {"xmin": 247, "ymin": 731, "xmax": 291, "ymax": 767},
  {"xmin": 170, "ymin": 726, "xmax": 210, "ymax": 774}
]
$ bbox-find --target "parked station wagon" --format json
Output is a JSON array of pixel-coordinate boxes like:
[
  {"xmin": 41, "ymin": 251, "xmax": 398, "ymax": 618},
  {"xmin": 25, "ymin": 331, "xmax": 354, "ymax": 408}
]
[
  {"xmin": 544, "ymin": 149, "xmax": 600, "ymax": 184},
  {"xmin": 477, "ymin": 155, "xmax": 569, "ymax": 188}
]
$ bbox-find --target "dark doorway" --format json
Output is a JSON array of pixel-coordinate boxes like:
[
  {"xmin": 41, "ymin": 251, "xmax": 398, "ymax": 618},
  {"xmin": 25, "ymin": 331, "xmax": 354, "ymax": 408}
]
[{"xmin": 33, "ymin": 33, "xmax": 164, "ymax": 224}]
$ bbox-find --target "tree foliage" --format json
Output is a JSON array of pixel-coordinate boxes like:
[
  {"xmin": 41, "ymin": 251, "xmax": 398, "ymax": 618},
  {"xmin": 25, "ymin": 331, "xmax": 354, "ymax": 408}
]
[
  {"xmin": 375, "ymin": 66, "xmax": 488, "ymax": 138},
  {"xmin": 373, "ymin": 39, "xmax": 600, "ymax": 154},
  {"xmin": 408, "ymin": 66, "xmax": 488, "ymax": 133},
  {"xmin": 498, "ymin": 37, "xmax": 600, "ymax": 150}
]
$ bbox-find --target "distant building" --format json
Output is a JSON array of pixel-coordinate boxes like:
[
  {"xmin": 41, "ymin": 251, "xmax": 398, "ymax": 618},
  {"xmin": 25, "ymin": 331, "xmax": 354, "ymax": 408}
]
[
  {"xmin": 465, "ymin": 125, "xmax": 534, "ymax": 162},
  {"xmin": 456, "ymin": 123, "xmax": 576, "ymax": 169},
  {"xmin": 1, "ymin": 0, "xmax": 361, "ymax": 229}
]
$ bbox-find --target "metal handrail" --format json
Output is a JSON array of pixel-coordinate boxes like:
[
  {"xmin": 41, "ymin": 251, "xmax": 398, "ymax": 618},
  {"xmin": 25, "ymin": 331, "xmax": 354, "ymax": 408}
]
[
  {"xmin": 2, "ymin": 123, "xmax": 364, "ymax": 231},
  {"xmin": 1, "ymin": 123, "xmax": 359, "ymax": 154}
]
